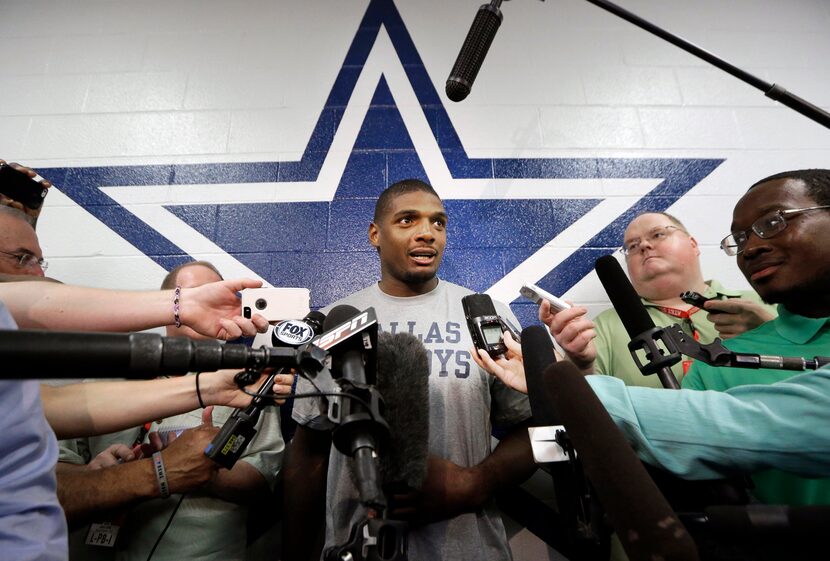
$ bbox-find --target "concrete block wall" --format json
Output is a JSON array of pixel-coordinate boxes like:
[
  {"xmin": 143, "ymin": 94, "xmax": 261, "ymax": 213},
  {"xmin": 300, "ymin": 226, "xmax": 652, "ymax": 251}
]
[
  {"xmin": 3, "ymin": 0, "xmax": 829, "ymax": 325},
  {"xmin": 3, "ymin": 0, "xmax": 829, "ymax": 558}
]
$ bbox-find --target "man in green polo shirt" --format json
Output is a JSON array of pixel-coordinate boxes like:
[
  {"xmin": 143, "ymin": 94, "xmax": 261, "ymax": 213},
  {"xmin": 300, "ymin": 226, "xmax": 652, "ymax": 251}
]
[
  {"xmin": 683, "ymin": 168, "xmax": 830, "ymax": 506},
  {"xmin": 543, "ymin": 211, "xmax": 775, "ymax": 388}
]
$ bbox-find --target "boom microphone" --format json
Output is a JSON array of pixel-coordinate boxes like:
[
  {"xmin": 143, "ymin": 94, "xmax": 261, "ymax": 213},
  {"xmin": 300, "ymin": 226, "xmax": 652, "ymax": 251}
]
[
  {"xmin": 0, "ymin": 329, "xmax": 326, "ymax": 379},
  {"xmin": 595, "ymin": 254, "xmax": 681, "ymax": 389},
  {"xmin": 543, "ymin": 361, "xmax": 699, "ymax": 561},
  {"xmin": 445, "ymin": 0, "xmax": 503, "ymax": 102}
]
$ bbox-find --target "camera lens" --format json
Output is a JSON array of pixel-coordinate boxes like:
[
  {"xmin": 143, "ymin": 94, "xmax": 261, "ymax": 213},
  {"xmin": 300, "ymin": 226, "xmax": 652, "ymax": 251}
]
[{"xmin": 255, "ymin": 298, "xmax": 268, "ymax": 310}]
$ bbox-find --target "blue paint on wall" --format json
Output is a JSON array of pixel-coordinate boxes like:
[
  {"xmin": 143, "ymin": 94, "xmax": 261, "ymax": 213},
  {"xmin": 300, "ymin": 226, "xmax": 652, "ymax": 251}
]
[{"xmin": 47, "ymin": 0, "xmax": 723, "ymax": 320}]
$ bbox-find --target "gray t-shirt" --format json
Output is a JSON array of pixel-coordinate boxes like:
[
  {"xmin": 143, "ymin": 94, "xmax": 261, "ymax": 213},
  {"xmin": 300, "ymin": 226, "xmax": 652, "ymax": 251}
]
[{"xmin": 293, "ymin": 280, "xmax": 531, "ymax": 561}]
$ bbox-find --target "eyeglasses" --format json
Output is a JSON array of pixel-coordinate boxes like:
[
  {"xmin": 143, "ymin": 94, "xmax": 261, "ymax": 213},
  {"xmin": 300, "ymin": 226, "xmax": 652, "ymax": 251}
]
[
  {"xmin": 0, "ymin": 250, "xmax": 48, "ymax": 271},
  {"xmin": 720, "ymin": 205, "xmax": 830, "ymax": 256},
  {"xmin": 622, "ymin": 225, "xmax": 685, "ymax": 257}
]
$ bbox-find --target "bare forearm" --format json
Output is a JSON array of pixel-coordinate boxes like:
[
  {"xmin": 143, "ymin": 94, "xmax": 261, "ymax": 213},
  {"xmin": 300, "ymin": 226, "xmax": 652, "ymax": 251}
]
[
  {"xmin": 474, "ymin": 422, "xmax": 536, "ymax": 498},
  {"xmin": 42, "ymin": 372, "xmax": 254, "ymax": 439},
  {"xmin": 43, "ymin": 377, "xmax": 199, "ymax": 439},
  {"xmin": 0, "ymin": 282, "xmax": 174, "ymax": 331},
  {"xmin": 56, "ymin": 460, "xmax": 159, "ymax": 527},
  {"xmin": 282, "ymin": 426, "xmax": 331, "ymax": 561},
  {"xmin": 209, "ymin": 461, "xmax": 269, "ymax": 503}
]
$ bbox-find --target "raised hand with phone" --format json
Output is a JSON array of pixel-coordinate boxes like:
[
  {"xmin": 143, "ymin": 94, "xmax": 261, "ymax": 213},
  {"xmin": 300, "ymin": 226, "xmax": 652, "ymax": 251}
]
[
  {"xmin": 0, "ymin": 160, "xmax": 52, "ymax": 226},
  {"xmin": 521, "ymin": 282, "xmax": 599, "ymax": 373}
]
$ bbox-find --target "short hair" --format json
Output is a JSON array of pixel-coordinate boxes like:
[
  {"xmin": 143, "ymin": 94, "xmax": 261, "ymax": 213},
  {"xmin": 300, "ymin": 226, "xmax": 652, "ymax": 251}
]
[
  {"xmin": 0, "ymin": 205, "xmax": 35, "ymax": 227},
  {"xmin": 628, "ymin": 211, "xmax": 688, "ymax": 233},
  {"xmin": 373, "ymin": 179, "xmax": 441, "ymax": 223},
  {"xmin": 749, "ymin": 169, "xmax": 830, "ymax": 206},
  {"xmin": 160, "ymin": 260, "xmax": 223, "ymax": 290}
]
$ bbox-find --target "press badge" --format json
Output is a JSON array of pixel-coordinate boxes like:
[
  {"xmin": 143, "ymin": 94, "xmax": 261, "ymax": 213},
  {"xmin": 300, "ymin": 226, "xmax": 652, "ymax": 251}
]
[{"xmin": 86, "ymin": 522, "xmax": 119, "ymax": 547}]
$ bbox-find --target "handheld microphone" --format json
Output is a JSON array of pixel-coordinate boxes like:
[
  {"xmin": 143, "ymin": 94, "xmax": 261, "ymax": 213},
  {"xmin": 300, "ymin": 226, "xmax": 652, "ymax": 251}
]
[
  {"xmin": 206, "ymin": 310, "xmax": 327, "ymax": 469},
  {"xmin": 445, "ymin": 0, "xmax": 503, "ymax": 102},
  {"xmin": 595, "ymin": 255, "xmax": 681, "ymax": 389},
  {"xmin": 375, "ymin": 331, "xmax": 430, "ymax": 491},
  {"xmin": 543, "ymin": 361, "xmax": 699, "ymax": 561},
  {"xmin": 325, "ymin": 331, "xmax": 427, "ymax": 561},
  {"xmin": 522, "ymin": 325, "xmax": 559, "ymax": 426},
  {"xmin": 462, "ymin": 292, "xmax": 520, "ymax": 359},
  {"xmin": 323, "ymin": 305, "xmax": 389, "ymax": 511}
]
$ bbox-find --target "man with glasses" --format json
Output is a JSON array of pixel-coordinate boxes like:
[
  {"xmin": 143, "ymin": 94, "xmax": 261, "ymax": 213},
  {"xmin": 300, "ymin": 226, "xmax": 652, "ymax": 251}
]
[
  {"xmin": 0, "ymin": 205, "xmax": 48, "ymax": 279},
  {"xmin": 683, "ymin": 168, "xmax": 830, "ymax": 506},
  {"xmin": 543, "ymin": 211, "xmax": 775, "ymax": 388}
]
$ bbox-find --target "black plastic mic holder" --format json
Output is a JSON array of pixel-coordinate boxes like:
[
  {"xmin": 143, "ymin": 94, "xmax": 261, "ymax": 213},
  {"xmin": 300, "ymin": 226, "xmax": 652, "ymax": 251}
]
[{"xmin": 630, "ymin": 323, "xmax": 830, "ymax": 381}]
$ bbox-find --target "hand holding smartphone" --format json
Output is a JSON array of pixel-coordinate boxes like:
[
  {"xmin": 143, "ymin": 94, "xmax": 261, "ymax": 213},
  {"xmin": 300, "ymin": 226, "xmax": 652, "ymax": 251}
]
[
  {"xmin": 520, "ymin": 282, "xmax": 571, "ymax": 313},
  {"xmin": 0, "ymin": 162, "xmax": 49, "ymax": 210}
]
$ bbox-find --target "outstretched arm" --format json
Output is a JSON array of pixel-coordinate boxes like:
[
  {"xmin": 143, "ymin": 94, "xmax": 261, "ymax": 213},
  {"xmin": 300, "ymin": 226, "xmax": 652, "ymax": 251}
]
[
  {"xmin": 57, "ymin": 419, "xmax": 220, "ymax": 527},
  {"xmin": 587, "ymin": 371, "xmax": 830, "ymax": 479},
  {"xmin": 42, "ymin": 369, "xmax": 271, "ymax": 439},
  {"xmin": 0, "ymin": 278, "xmax": 269, "ymax": 339}
]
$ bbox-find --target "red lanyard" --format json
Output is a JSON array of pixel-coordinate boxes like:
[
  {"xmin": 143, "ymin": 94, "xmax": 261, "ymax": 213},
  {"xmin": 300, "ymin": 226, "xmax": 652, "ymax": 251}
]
[{"xmin": 654, "ymin": 305, "xmax": 701, "ymax": 374}]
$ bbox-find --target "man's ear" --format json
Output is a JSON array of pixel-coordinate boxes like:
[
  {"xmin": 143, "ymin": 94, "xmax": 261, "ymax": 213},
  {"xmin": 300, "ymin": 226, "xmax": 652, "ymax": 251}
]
[
  {"xmin": 369, "ymin": 222, "xmax": 380, "ymax": 249},
  {"xmin": 690, "ymin": 235, "xmax": 701, "ymax": 256}
]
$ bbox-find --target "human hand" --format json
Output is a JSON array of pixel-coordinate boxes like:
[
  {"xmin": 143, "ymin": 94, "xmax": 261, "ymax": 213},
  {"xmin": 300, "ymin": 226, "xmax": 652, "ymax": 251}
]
[
  {"xmin": 0, "ymin": 159, "xmax": 52, "ymax": 224},
  {"xmin": 159, "ymin": 409, "xmax": 221, "ymax": 494},
  {"xmin": 87, "ymin": 443, "xmax": 141, "ymax": 470},
  {"xmin": 704, "ymin": 299, "xmax": 775, "ymax": 339},
  {"xmin": 271, "ymin": 372, "xmax": 295, "ymax": 406},
  {"xmin": 389, "ymin": 456, "xmax": 486, "ymax": 526},
  {"xmin": 199, "ymin": 369, "xmax": 277, "ymax": 409},
  {"xmin": 539, "ymin": 300, "xmax": 597, "ymax": 372},
  {"xmin": 177, "ymin": 280, "xmax": 270, "ymax": 340},
  {"xmin": 470, "ymin": 331, "xmax": 528, "ymax": 394}
]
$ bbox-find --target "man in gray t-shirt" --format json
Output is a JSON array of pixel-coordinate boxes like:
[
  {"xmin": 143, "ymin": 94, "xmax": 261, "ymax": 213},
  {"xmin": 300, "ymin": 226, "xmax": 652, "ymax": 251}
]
[{"xmin": 284, "ymin": 179, "xmax": 534, "ymax": 561}]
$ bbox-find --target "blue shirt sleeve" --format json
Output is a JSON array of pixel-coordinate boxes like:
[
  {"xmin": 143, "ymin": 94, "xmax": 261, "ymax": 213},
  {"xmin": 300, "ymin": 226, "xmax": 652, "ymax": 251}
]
[{"xmin": 585, "ymin": 370, "xmax": 830, "ymax": 480}]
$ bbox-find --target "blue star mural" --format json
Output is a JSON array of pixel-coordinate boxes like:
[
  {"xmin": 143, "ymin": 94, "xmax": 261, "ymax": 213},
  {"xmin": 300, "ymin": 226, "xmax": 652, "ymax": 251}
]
[{"xmin": 46, "ymin": 0, "xmax": 723, "ymax": 329}]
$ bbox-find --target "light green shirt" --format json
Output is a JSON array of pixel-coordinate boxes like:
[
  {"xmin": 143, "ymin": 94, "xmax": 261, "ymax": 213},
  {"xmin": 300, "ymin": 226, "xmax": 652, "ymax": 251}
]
[
  {"xmin": 682, "ymin": 306, "xmax": 830, "ymax": 505},
  {"xmin": 593, "ymin": 280, "xmax": 775, "ymax": 388}
]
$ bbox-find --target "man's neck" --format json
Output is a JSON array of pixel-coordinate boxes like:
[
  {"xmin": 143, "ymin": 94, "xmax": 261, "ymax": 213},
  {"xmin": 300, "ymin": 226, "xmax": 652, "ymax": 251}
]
[
  {"xmin": 378, "ymin": 276, "xmax": 439, "ymax": 298},
  {"xmin": 637, "ymin": 277, "xmax": 709, "ymax": 308},
  {"xmin": 782, "ymin": 297, "xmax": 830, "ymax": 319}
]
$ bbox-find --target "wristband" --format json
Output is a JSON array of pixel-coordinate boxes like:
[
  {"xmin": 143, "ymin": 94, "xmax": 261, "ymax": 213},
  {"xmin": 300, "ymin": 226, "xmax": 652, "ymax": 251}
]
[
  {"xmin": 195, "ymin": 371, "xmax": 206, "ymax": 409},
  {"xmin": 173, "ymin": 286, "xmax": 182, "ymax": 328},
  {"xmin": 152, "ymin": 451, "xmax": 170, "ymax": 498}
]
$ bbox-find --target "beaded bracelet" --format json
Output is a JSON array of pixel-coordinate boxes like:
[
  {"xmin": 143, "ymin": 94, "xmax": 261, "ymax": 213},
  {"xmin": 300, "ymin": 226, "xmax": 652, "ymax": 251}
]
[
  {"xmin": 173, "ymin": 285, "xmax": 182, "ymax": 328},
  {"xmin": 152, "ymin": 451, "xmax": 170, "ymax": 498}
]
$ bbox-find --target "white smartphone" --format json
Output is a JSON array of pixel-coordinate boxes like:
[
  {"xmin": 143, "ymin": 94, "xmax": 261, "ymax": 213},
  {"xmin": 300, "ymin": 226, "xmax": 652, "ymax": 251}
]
[
  {"xmin": 520, "ymin": 282, "xmax": 572, "ymax": 313},
  {"xmin": 241, "ymin": 287, "xmax": 310, "ymax": 322}
]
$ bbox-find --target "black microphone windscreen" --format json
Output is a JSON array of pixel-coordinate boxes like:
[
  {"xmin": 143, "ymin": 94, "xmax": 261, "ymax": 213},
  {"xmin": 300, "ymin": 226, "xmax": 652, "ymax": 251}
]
[
  {"xmin": 520, "ymin": 325, "xmax": 559, "ymax": 425},
  {"xmin": 445, "ymin": 3, "xmax": 503, "ymax": 102},
  {"xmin": 595, "ymin": 255, "xmax": 656, "ymax": 339},
  {"xmin": 323, "ymin": 304, "xmax": 362, "ymax": 331},
  {"xmin": 543, "ymin": 361, "xmax": 699, "ymax": 561},
  {"xmin": 462, "ymin": 292, "xmax": 498, "ymax": 318},
  {"xmin": 376, "ymin": 331, "xmax": 430, "ymax": 490}
]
